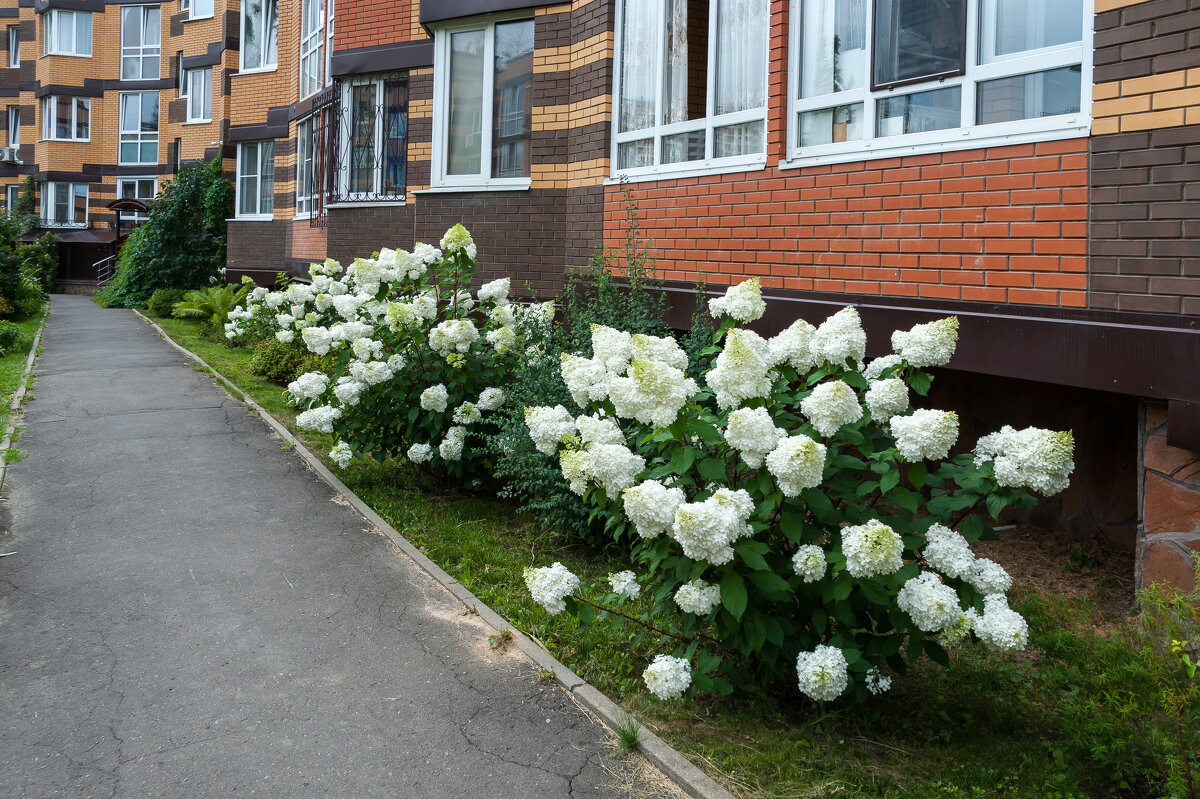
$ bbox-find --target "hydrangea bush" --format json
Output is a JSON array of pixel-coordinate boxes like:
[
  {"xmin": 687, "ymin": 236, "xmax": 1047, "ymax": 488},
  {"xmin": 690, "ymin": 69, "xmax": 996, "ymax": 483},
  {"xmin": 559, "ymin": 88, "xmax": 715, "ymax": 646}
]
[
  {"xmin": 227, "ymin": 224, "xmax": 551, "ymax": 477},
  {"xmin": 523, "ymin": 278, "xmax": 1075, "ymax": 703}
]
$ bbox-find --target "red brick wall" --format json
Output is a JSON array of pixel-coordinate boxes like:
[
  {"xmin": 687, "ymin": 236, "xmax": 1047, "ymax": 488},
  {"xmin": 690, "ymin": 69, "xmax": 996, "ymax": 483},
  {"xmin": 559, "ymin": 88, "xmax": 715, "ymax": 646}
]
[{"xmin": 335, "ymin": 0, "xmax": 424, "ymax": 51}]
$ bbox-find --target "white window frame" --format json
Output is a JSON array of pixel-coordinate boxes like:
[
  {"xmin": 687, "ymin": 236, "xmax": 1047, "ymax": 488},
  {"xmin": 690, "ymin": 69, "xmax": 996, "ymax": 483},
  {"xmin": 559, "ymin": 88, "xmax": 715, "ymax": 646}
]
[
  {"xmin": 40, "ymin": 181, "xmax": 88, "ymax": 228},
  {"xmin": 186, "ymin": 0, "xmax": 214, "ymax": 22},
  {"xmin": 240, "ymin": 0, "xmax": 278, "ymax": 73},
  {"xmin": 430, "ymin": 14, "xmax": 533, "ymax": 191},
  {"xmin": 608, "ymin": 0, "xmax": 771, "ymax": 183},
  {"xmin": 337, "ymin": 74, "xmax": 409, "ymax": 202},
  {"xmin": 235, "ymin": 140, "xmax": 275, "ymax": 219},
  {"xmin": 185, "ymin": 67, "xmax": 212, "ymax": 122},
  {"xmin": 5, "ymin": 184, "xmax": 19, "ymax": 215},
  {"xmin": 40, "ymin": 96, "xmax": 90, "ymax": 142},
  {"xmin": 43, "ymin": 10, "xmax": 92, "ymax": 57},
  {"xmin": 784, "ymin": 0, "xmax": 1093, "ymax": 168},
  {"xmin": 7, "ymin": 26, "xmax": 19, "ymax": 69},
  {"xmin": 116, "ymin": 176, "xmax": 156, "ymax": 226},
  {"xmin": 7, "ymin": 106, "xmax": 18, "ymax": 147},
  {"xmin": 295, "ymin": 115, "xmax": 318, "ymax": 218},
  {"xmin": 299, "ymin": 0, "xmax": 333, "ymax": 100},
  {"xmin": 120, "ymin": 5, "xmax": 160, "ymax": 81},
  {"xmin": 118, "ymin": 91, "xmax": 159, "ymax": 165}
]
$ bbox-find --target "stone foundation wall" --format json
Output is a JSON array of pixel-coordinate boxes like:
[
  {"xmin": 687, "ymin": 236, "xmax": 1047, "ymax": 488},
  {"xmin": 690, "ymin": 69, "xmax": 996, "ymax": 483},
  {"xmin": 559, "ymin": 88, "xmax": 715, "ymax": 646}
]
[{"xmin": 1138, "ymin": 400, "xmax": 1200, "ymax": 592}]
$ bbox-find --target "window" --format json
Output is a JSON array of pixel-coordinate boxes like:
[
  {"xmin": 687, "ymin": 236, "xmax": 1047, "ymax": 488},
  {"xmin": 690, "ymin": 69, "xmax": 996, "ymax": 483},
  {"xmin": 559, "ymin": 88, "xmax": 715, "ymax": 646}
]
[
  {"xmin": 185, "ymin": 0, "xmax": 213, "ymax": 21},
  {"xmin": 612, "ymin": 0, "xmax": 768, "ymax": 177},
  {"xmin": 433, "ymin": 17, "xmax": 534, "ymax": 187},
  {"xmin": 119, "ymin": 92, "xmax": 159, "ymax": 164},
  {"xmin": 236, "ymin": 141, "xmax": 275, "ymax": 217},
  {"xmin": 5, "ymin": 185, "xmax": 19, "ymax": 215},
  {"xmin": 300, "ymin": 0, "xmax": 332, "ymax": 99},
  {"xmin": 7, "ymin": 26, "xmax": 19, "ymax": 68},
  {"xmin": 121, "ymin": 6, "xmax": 160, "ymax": 81},
  {"xmin": 43, "ymin": 10, "xmax": 92, "ymax": 57},
  {"xmin": 185, "ymin": 67, "xmax": 212, "ymax": 122},
  {"xmin": 296, "ymin": 115, "xmax": 327, "ymax": 217},
  {"xmin": 116, "ymin": 177, "xmax": 155, "ymax": 230},
  {"xmin": 241, "ymin": 0, "xmax": 278, "ymax": 72},
  {"xmin": 7, "ymin": 106, "xmax": 18, "ymax": 147},
  {"xmin": 41, "ymin": 96, "xmax": 90, "ymax": 141},
  {"xmin": 339, "ymin": 74, "xmax": 408, "ymax": 201},
  {"xmin": 40, "ymin": 182, "xmax": 88, "ymax": 227},
  {"xmin": 788, "ymin": 0, "xmax": 1089, "ymax": 164}
]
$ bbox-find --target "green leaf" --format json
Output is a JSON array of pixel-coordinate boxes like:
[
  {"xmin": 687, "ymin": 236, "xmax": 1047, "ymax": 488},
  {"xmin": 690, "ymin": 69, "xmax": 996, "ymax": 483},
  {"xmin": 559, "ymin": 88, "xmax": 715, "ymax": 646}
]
[
  {"xmin": 735, "ymin": 543, "xmax": 770, "ymax": 572},
  {"xmin": 697, "ymin": 457, "xmax": 727, "ymax": 484},
  {"xmin": 924, "ymin": 640, "xmax": 950, "ymax": 667},
  {"xmin": 959, "ymin": 514, "xmax": 986, "ymax": 542},
  {"xmin": 748, "ymin": 570, "xmax": 791, "ymax": 595},
  {"xmin": 908, "ymin": 461, "xmax": 927, "ymax": 489},
  {"xmin": 578, "ymin": 602, "xmax": 595, "ymax": 628},
  {"xmin": 891, "ymin": 486, "xmax": 921, "ymax": 513},
  {"xmin": 985, "ymin": 491, "xmax": 1008, "ymax": 520},
  {"xmin": 812, "ymin": 608, "xmax": 828, "ymax": 635},
  {"xmin": 719, "ymin": 571, "xmax": 748, "ymax": 620},
  {"xmin": 832, "ymin": 573, "xmax": 852, "ymax": 602},
  {"xmin": 909, "ymin": 370, "xmax": 932, "ymax": 396},
  {"xmin": 858, "ymin": 578, "xmax": 891, "ymax": 607},
  {"xmin": 667, "ymin": 446, "xmax": 697, "ymax": 475},
  {"xmin": 690, "ymin": 418, "xmax": 725, "ymax": 446},
  {"xmin": 879, "ymin": 469, "xmax": 900, "ymax": 495}
]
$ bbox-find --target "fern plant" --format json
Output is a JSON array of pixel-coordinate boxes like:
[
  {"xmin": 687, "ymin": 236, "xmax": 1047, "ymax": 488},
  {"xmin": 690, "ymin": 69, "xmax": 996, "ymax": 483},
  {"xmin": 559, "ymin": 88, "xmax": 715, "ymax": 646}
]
[{"xmin": 172, "ymin": 281, "xmax": 253, "ymax": 326}]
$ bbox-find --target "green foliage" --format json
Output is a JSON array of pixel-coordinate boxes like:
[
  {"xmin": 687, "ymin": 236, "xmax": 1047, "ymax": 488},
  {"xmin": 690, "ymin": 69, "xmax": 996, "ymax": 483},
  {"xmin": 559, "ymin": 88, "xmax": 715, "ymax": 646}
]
[
  {"xmin": 95, "ymin": 157, "xmax": 233, "ymax": 308},
  {"xmin": 11, "ymin": 176, "xmax": 37, "ymax": 237},
  {"xmin": 146, "ymin": 288, "xmax": 188, "ymax": 318},
  {"xmin": 15, "ymin": 232, "xmax": 58, "ymax": 290},
  {"xmin": 0, "ymin": 215, "xmax": 45, "ymax": 320},
  {"xmin": 172, "ymin": 280, "xmax": 253, "ymax": 326},
  {"xmin": 248, "ymin": 337, "xmax": 308, "ymax": 384},
  {"xmin": 0, "ymin": 320, "xmax": 22, "ymax": 355}
]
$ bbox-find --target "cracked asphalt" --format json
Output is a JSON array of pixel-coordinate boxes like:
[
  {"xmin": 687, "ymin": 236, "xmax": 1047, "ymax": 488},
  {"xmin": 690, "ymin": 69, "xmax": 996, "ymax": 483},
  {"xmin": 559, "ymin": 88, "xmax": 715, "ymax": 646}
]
[{"xmin": 0, "ymin": 296, "xmax": 641, "ymax": 798}]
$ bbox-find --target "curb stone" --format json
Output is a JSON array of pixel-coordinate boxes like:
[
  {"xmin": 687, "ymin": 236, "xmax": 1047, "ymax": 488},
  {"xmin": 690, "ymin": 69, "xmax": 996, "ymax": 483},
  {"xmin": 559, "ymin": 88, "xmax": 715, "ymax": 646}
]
[
  {"xmin": 134, "ymin": 310, "xmax": 736, "ymax": 799},
  {"xmin": 0, "ymin": 307, "xmax": 48, "ymax": 491}
]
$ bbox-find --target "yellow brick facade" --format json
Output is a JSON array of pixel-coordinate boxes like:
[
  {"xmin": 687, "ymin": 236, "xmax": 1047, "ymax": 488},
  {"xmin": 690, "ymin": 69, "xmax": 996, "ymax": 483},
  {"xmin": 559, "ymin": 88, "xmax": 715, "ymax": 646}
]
[{"xmin": 1091, "ymin": 67, "xmax": 1200, "ymax": 134}]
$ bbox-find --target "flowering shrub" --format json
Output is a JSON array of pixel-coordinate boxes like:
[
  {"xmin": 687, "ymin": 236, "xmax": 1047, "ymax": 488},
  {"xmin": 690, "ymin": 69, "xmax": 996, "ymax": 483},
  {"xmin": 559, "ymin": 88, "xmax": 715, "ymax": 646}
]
[
  {"xmin": 226, "ymin": 225, "xmax": 550, "ymax": 478},
  {"xmin": 522, "ymin": 278, "xmax": 1075, "ymax": 703}
]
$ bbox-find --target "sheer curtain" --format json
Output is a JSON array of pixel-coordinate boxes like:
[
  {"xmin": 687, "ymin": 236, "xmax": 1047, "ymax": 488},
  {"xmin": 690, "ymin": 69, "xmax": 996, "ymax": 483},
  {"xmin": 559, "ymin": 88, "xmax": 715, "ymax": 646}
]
[
  {"xmin": 714, "ymin": 0, "xmax": 767, "ymax": 156},
  {"xmin": 618, "ymin": 0, "xmax": 657, "ymax": 133}
]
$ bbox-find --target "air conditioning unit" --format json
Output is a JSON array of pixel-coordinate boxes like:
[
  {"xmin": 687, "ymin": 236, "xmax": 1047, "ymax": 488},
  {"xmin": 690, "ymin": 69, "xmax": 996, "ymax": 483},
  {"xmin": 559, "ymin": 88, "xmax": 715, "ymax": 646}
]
[{"xmin": 0, "ymin": 147, "xmax": 19, "ymax": 163}]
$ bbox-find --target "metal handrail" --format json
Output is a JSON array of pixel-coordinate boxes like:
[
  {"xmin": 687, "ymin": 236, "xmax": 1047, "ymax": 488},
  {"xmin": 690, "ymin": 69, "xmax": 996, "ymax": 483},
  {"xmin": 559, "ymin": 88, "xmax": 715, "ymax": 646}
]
[{"xmin": 93, "ymin": 254, "xmax": 117, "ymax": 286}]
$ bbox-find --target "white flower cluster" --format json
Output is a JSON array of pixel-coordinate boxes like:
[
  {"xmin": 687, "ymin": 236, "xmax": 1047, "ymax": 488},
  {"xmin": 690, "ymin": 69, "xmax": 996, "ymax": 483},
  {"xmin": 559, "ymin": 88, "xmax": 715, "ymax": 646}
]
[
  {"xmin": 643, "ymin": 654, "xmax": 692, "ymax": 701},
  {"xmin": 969, "ymin": 558, "xmax": 1012, "ymax": 595},
  {"xmin": 477, "ymin": 387, "xmax": 505, "ymax": 411},
  {"xmin": 921, "ymin": 523, "xmax": 975, "ymax": 580},
  {"xmin": 452, "ymin": 402, "xmax": 481, "ymax": 425},
  {"xmin": 936, "ymin": 609, "xmax": 978, "ymax": 648},
  {"xmin": 724, "ymin": 407, "xmax": 785, "ymax": 468},
  {"xmin": 296, "ymin": 405, "xmax": 342, "ymax": 434},
  {"xmin": 288, "ymin": 371, "xmax": 330, "ymax": 401},
  {"xmin": 429, "ymin": 319, "xmax": 479, "ymax": 356},
  {"xmin": 706, "ymin": 328, "xmax": 774, "ymax": 410},
  {"xmin": 972, "ymin": 594, "xmax": 1028, "ymax": 653},
  {"xmin": 892, "ymin": 316, "xmax": 959, "ymax": 368},
  {"xmin": 795, "ymin": 645, "xmax": 848, "ymax": 702},
  {"xmin": 477, "ymin": 277, "xmax": 510, "ymax": 305},
  {"xmin": 591, "ymin": 324, "xmax": 632, "ymax": 374},
  {"xmin": 765, "ymin": 435, "xmax": 827, "ymax": 497},
  {"xmin": 608, "ymin": 570, "xmax": 641, "ymax": 600},
  {"xmin": 329, "ymin": 441, "xmax": 353, "ymax": 469},
  {"xmin": 622, "ymin": 479, "xmax": 686, "ymax": 538},
  {"xmin": 407, "ymin": 442, "xmax": 433, "ymax": 463},
  {"xmin": 810, "ymin": 306, "xmax": 866, "ymax": 367},
  {"xmin": 674, "ymin": 579, "xmax": 722, "ymax": 615},
  {"xmin": 708, "ymin": 278, "xmax": 766, "ymax": 323},
  {"xmin": 670, "ymin": 488, "xmax": 754, "ymax": 565},
  {"xmin": 890, "ymin": 409, "xmax": 959, "ymax": 461},
  {"xmin": 561, "ymin": 354, "xmax": 611, "ymax": 407},
  {"xmin": 864, "ymin": 378, "xmax": 909, "ymax": 424},
  {"xmin": 974, "ymin": 425, "xmax": 1075, "ymax": 496},
  {"xmin": 862, "ymin": 353, "xmax": 903, "ymax": 380},
  {"xmin": 841, "ymin": 520, "xmax": 904, "ymax": 578},
  {"xmin": 792, "ymin": 545, "xmax": 827, "ymax": 583},
  {"xmin": 576, "ymin": 414, "xmax": 624, "ymax": 447},
  {"xmin": 608, "ymin": 358, "xmax": 698, "ymax": 428},
  {"xmin": 587, "ymin": 444, "xmax": 647, "ymax": 496},
  {"xmin": 524, "ymin": 562, "xmax": 579, "ymax": 615},
  {"xmin": 768, "ymin": 319, "xmax": 818, "ymax": 371},
  {"xmin": 897, "ymin": 571, "xmax": 961, "ymax": 632},
  {"xmin": 421, "ymin": 384, "xmax": 449, "ymax": 413},
  {"xmin": 525, "ymin": 405, "xmax": 575, "ymax": 456},
  {"xmin": 440, "ymin": 223, "xmax": 477, "ymax": 260},
  {"xmin": 439, "ymin": 425, "xmax": 467, "ymax": 461},
  {"xmin": 801, "ymin": 380, "xmax": 863, "ymax": 437},
  {"xmin": 865, "ymin": 667, "xmax": 892, "ymax": 695}
]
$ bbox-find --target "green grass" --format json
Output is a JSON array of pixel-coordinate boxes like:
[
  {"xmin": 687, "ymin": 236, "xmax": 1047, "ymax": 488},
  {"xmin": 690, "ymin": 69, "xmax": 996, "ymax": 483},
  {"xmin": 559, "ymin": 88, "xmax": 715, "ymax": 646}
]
[
  {"xmin": 0, "ymin": 311, "xmax": 47, "ymax": 433},
  {"xmin": 143, "ymin": 312, "xmax": 1191, "ymax": 799}
]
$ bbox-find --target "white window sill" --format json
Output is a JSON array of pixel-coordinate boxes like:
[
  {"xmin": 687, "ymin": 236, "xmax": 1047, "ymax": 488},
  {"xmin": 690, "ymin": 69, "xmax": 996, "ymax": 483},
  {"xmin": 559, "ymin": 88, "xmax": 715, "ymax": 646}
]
[
  {"xmin": 183, "ymin": 119, "xmax": 212, "ymax": 126},
  {"xmin": 608, "ymin": 155, "xmax": 767, "ymax": 185},
  {"xmin": 185, "ymin": 14, "xmax": 214, "ymax": 22},
  {"xmin": 41, "ymin": 52, "xmax": 91, "ymax": 59},
  {"xmin": 41, "ymin": 222, "xmax": 87, "ymax": 229},
  {"xmin": 326, "ymin": 200, "xmax": 407, "ymax": 208},
  {"xmin": 41, "ymin": 138, "xmax": 91, "ymax": 144},
  {"xmin": 234, "ymin": 67, "xmax": 278, "ymax": 77},
  {"xmin": 416, "ymin": 180, "xmax": 531, "ymax": 194},
  {"xmin": 230, "ymin": 215, "xmax": 275, "ymax": 222},
  {"xmin": 118, "ymin": 162, "xmax": 159, "ymax": 168}
]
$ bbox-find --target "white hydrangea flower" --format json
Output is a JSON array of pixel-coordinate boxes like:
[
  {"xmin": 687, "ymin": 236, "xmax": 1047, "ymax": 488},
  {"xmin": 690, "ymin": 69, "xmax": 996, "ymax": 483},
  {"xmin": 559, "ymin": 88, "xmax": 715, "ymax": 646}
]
[
  {"xmin": 429, "ymin": 319, "xmax": 479, "ymax": 356},
  {"xmin": 302, "ymin": 326, "xmax": 335, "ymax": 355},
  {"xmin": 333, "ymin": 378, "xmax": 365, "ymax": 406},
  {"xmin": 576, "ymin": 414, "xmax": 625, "ymax": 447},
  {"xmin": 591, "ymin": 324, "xmax": 633, "ymax": 375},
  {"xmin": 477, "ymin": 388, "xmax": 505, "ymax": 411},
  {"xmin": 897, "ymin": 572, "xmax": 961, "ymax": 633},
  {"xmin": 328, "ymin": 280, "xmax": 349, "ymax": 297},
  {"xmin": 865, "ymin": 378, "xmax": 909, "ymax": 424},
  {"xmin": 892, "ymin": 316, "xmax": 959, "ymax": 368},
  {"xmin": 439, "ymin": 426, "xmax": 467, "ymax": 461},
  {"xmin": 350, "ymin": 360, "xmax": 393, "ymax": 386},
  {"xmin": 453, "ymin": 402, "xmax": 481, "ymax": 425},
  {"xmin": 561, "ymin": 354, "xmax": 611, "ymax": 408},
  {"xmin": 296, "ymin": 404, "xmax": 342, "ymax": 434},
  {"xmin": 250, "ymin": 286, "xmax": 269, "ymax": 302},
  {"xmin": 486, "ymin": 326, "xmax": 517, "ymax": 354},
  {"xmin": 670, "ymin": 488, "xmax": 755, "ymax": 565},
  {"xmin": 274, "ymin": 329, "xmax": 295, "ymax": 344},
  {"xmin": 631, "ymin": 333, "xmax": 689, "ymax": 371},
  {"xmin": 477, "ymin": 277, "xmax": 511, "ymax": 305},
  {"xmin": 973, "ymin": 425, "xmax": 1075, "ymax": 496},
  {"xmin": 708, "ymin": 278, "xmax": 765, "ymax": 323},
  {"xmin": 559, "ymin": 449, "xmax": 593, "ymax": 495},
  {"xmin": 386, "ymin": 353, "xmax": 406, "ymax": 372},
  {"xmin": 890, "ymin": 409, "xmax": 959, "ymax": 461},
  {"xmin": 796, "ymin": 645, "xmax": 849, "ymax": 702},
  {"xmin": 706, "ymin": 328, "xmax": 773, "ymax": 410},
  {"xmin": 275, "ymin": 314, "xmax": 295, "ymax": 329},
  {"xmin": 420, "ymin": 384, "xmax": 449, "ymax": 413},
  {"xmin": 968, "ymin": 558, "xmax": 1012, "ymax": 595},
  {"xmin": 264, "ymin": 291, "xmax": 286, "ymax": 309},
  {"xmin": 350, "ymin": 337, "xmax": 382, "ymax": 361},
  {"xmin": 331, "ymin": 293, "xmax": 364, "ymax": 321},
  {"xmin": 525, "ymin": 405, "xmax": 576, "ymax": 456},
  {"xmin": 440, "ymin": 223, "xmax": 477, "ymax": 260},
  {"xmin": 811, "ymin": 306, "xmax": 866, "ymax": 367},
  {"xmin": 724, "ymin": 406, "xmax": 785, "ymax": 468},
  {"xmin": 862, "ymin": 353, "xmax": 903, "ymax": 381},
  {"xmin": 865, "ymin": 667, "xmax": 892, "ymax": 695},
  {"xmin": 936, "ymin": 609, "xmax": 979, "ymax": 648},
  {"xmin": 413, "ymin": 242, "xmax": 443, "ymax": 267},
  {"xmin": 792, "ymin": 545, "xmax": 828, "ymax": 583},
  {"xmin": 524, "ymin": 562, "xmax": 579, "ymax": 615},
  {"xmin": 329, "ymin": 441, "xmax": 353, "ymax": 469},
  {"xmin": 841, "ymin": 519, "xmax": 904, "ymax": 578},
  {"xmin": 452, "ymin": 289, "xmax": 476, "ymax": 312},
  {"xmin": 607, "ymin": 359, "xmax": 698, "ymax": 429},
  {"xmin": 489, "ymin": 304, "xmax": 516, "ymax": 328},
  {"xmin": 383, "ymin": 300, "xmax": 414, "ymax": 331},
  {"xmin": 768, "ymin": 319, "xmax": 818, "ymax": 371},
  {"xmin": 608, "ymin": 570, "xmax": 641, "ymax": 600},
  {"xmin": 643, "ymin": 654, "xmax": 692, "ymax": 701},
  {"xmin": 588, "ymin": 443, "xmax": 646, "ymax": 496},
  {"xmin": 407, "ymin": 442, "xmax": 433, "ymax": 464},
  {"xmin": 622, "ymin": 479, "xmax": 686, "ymax": 539},
  {"xmin": 314, "ymin": 293, "xmax": 334, "ymax": 313},
  {"xmin": 674, "ymin": 579, "xmax": 722, "ymax": 615},
  {"xmin": 412, "ymin": 293, "xmax": 438, "ymax": 321},
  {"xmin": 330, "ymin": 321, "xmax": 372, "ymax": 341},
  {"xmin": 972, "ymin": 594, "xmax": 1028, "ymax": 653},
  {"xmin": 922, "ymin": 523, "xmax": 975, "ymax": 581},
  {"xmin": 765, "ymin": 434, "xmax": 827, "ymax": 497},
  {"xmin": 800, "ymin": 380, "xmax": 863, "ymax": 437}
]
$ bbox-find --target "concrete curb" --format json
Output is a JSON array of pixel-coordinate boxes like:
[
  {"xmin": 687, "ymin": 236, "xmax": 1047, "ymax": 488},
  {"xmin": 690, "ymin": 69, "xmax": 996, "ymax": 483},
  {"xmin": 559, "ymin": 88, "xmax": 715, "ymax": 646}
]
[
  {"xmin": 0, "ymin": 307, "xmax": 48, "ymax": 491},
  {"xmin": 133, "ymin": 310, "xmax": 735, "ymax": 799}
]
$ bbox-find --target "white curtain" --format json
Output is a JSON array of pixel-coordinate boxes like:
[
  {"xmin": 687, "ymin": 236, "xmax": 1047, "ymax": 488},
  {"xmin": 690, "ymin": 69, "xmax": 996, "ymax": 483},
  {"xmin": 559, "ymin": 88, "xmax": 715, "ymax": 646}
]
[
  {"xmin": 662, "ymin": 0, "xmax": 689, "ymax": 125},
  {"xmin": 619, "ymin": 0, "xmax": 657, "ymax": 132},
  {"xmin": 715, "ymin": 0, "xmax": 767, "ymax": 115}
]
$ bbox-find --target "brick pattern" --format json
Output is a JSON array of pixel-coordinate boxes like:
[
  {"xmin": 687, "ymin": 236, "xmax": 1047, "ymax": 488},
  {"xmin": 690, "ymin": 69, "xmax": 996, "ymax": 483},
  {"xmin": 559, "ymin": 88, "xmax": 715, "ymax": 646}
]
[
  {"xmin": 228, "ymin": 219, "xmax": 292, "ymax": 282},
  {"xmin": 1092, "ymin": 67, "xmax": 1200, "ymax": 134},
  {"xmin": 1093, "ymin": 0, "xmax": 1200, "ymax": 86},
  {"xmin": 335, "ymin": 0, "xmax": 424, "ymax": 51},
  {"xmin": 1089, "ymin": 125, "xmax": 1200, "ymax": 314},
  {"xmin": 605, "ymin": 140, "xmax": 1090, "ymax": 307},
  {"xmin": 1138, "ymin": 400, "xmax": 1200, "ymax": 592}
]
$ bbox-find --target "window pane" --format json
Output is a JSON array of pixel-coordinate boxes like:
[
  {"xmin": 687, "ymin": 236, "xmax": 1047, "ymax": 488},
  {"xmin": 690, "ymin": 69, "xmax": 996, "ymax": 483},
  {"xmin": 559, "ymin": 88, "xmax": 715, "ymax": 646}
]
[
  {"xmin": 56, "ymin": 97, "xmax": 70, "ymax": 138},
  {"xmin": 73, "ymin": 184, "xmax": 86, "ymax": 222},
  {"xmin": 617, "ymin": 139, "xmax": 654, "ymax": 170},
  {"xmin": 141, "ymin": 94, "xmax": 158, "ymax": 131},
  {"xmin": 382, "ymin": 78, "xmax": 407, "ymax": 195},
  {"xmin": 56, "ymin": 14, "xmax": 73, "ymax": 53},
  {"xmin": 976, "ymin": 66, "xmax": 1081, "ymax": 124},
  {"xmin": 799, "ymin": 103, "xmax": 864, "ymax": 145},
  {"xmin": 715, "ymin": 0, "xmax": 767, "ymax": 115},
  {"xmin": 799, "ymin": 0, "xmax": 867, "ymax": 98},
  {"xmin": 618, "ymin": 0, "xmax": 656, "ymax": 132},
  {"xmin": 661, "ymin": 129, "xmax": 705, "ymax": 164},
  {"xmin": 873, "ymin": 0, "xmax": 965, "ymax": 88},
  {"xmin": 244, "ymin": 0, "xmax": 262, "ymax": 69},
  {"xmin": 144, "ymin": 7, "xmax": 159, "ymax": 47},
  {"xmin": 714, "ymin": 119, "xmax": 764, "ymax": 157},
  {"xmin": 264, "ymin": 0, "xmax": 278, "ymax": 65},
  {"xmin": 876, "ymin": 86, "xmax": 961, "ymax": 135},
  {"xmin": 54, "ymin": 184, "xmax": 68, "ymax": 222},
  {"xmin": 120, "ymin": 94, "xmax": 137, "ymax": 132},
  {"xmin": 122, "ymin": 8, "xmax": 139, "ymax": 53},
  {"xmin": 984, "ymin": 0, "xmax": 1081, "ymax": 61},
  {"xmin": 77, "ymin": 12, "xmax": 91, "ymax": 55},
  {"xmin": 259, "ymin": 141, "xmax": 274, "ymax": 213},
  {"xmin": 349, "ymin": 83, "xmax": 375, "ymax": 193},
  {"xmin": 75, "ymin": 98, "xmax": 88, "ymax": 138},
  {"xmin": 193, "ymin": 0, "xmax": 213, "ymax": 16},
  {"xmin": 447, "ymin": 29, "xmax": 484, "ymax": 176},
  {"xmin": 662, "ymin": 0, "xmax": 707, "ymax": 125},
  {"xmin": 120, "ymin": 142, "xmax": 137, "ymax": 162},
  {"xmin": 140, "ymin": 141, "xmax": 157, "ymax": 162},
  {"xmin": 492, "ymin": 19, "xmax": 532, "ymax": 178}
]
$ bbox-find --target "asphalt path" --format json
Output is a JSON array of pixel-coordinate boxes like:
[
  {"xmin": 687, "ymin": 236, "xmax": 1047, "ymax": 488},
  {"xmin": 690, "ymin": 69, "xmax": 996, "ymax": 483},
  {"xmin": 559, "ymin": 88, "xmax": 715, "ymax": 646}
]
[{"xmin": 0, "ymin": 295, "xmax": 637, "ymax": 798}]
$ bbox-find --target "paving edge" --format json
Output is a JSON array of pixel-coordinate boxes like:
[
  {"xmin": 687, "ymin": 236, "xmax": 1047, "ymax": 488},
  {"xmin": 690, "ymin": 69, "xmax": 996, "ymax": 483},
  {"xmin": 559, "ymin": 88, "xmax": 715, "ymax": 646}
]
[
  {"xmin": 133, "ymin": 309, "xmax": 735, "ymax": 799},
  {"xmin": 0, "ymin": 306, "xmax": 48, "ymax": 491}
]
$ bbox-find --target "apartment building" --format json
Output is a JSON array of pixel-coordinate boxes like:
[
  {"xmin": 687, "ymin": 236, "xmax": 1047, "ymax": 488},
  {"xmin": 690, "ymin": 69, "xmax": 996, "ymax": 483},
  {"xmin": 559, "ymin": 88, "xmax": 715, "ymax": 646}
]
[{"xmin": 0, "ymin": 0, "xmax": 236, "ymax": 287}]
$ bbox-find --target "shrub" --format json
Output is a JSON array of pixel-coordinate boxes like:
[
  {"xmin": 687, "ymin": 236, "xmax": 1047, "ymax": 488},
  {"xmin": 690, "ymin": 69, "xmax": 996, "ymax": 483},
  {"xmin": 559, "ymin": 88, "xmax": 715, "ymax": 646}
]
[
  {"xmin": 172, "ymin": 280, "xmax": 254, "ymax": 327},
  {"xmin": 521, "ymin": 278, "xmax": 1077, "ymax": 705},
  {"xmin": 16, "ymin": 232, "xmax": 58, "ymax": 290},
  {"xmin": 146, "ymin": 288, "xmax": 188, "ymax": 318},
  {"xmin": 0, "ymin": 320, "xmax": 23, "ymax": 355},
  {"xmin": 248, "ymin": 337, "xmax": 308, "ymax": 384}
]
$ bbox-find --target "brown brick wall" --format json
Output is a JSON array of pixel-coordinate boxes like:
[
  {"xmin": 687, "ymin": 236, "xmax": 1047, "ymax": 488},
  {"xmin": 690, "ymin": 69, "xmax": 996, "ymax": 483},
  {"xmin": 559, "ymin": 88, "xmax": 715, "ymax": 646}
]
[
  {"xmin": 326, "ymin": 204, "xmax": 416, "ymax": 265},
  {"xmin": 1094, "ymin": 0, "xmax": 1200, "ymax": 87},
  {"xmin": 227, "ymin": 219, "xmax": 293, "ymax": 282}
]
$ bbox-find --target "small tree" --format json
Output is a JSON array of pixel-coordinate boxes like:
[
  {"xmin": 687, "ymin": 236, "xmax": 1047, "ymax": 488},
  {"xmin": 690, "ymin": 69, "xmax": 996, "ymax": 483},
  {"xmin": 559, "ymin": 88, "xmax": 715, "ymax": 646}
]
[{"xmin": 12, "ymin": 176, "xmax": 37, "ymax": 237}]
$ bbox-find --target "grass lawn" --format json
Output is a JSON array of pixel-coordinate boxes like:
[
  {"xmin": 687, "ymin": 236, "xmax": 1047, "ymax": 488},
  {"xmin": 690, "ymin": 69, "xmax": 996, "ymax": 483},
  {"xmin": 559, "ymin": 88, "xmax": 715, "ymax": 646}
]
[
  {"xmin": 144, "ymin": 312, "xmax": 1192, "ymax": 799},
  {"xmin": 0, "ymin": 308, "xmax": 47, "ymax": 437}
]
